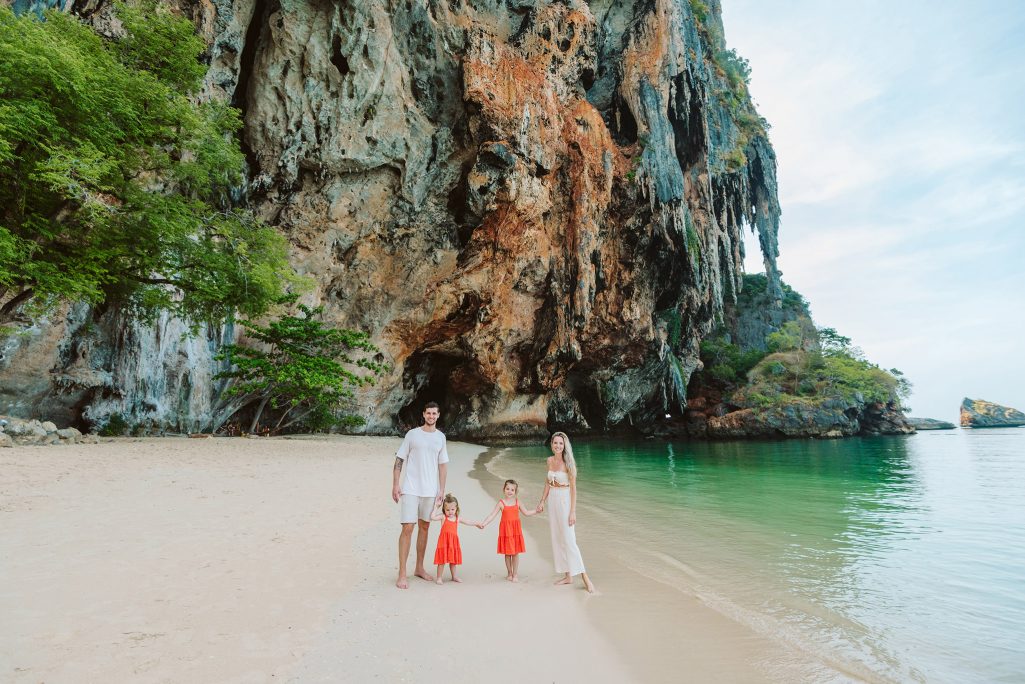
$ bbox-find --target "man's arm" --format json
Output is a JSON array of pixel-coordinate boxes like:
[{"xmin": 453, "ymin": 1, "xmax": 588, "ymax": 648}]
[
  {"xmin": 392, "ymin": 456, "xmax": 403, "ymax": 503},
  {"xmin": 392, "ymin": 433, "xmax": 410, "ymax": 503},
  {"xmin": 437, "ymin": 462, "xmax": 447, "ymax": 505}
]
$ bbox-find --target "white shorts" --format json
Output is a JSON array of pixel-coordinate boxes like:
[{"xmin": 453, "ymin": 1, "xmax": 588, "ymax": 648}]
[{"xmin": 399, "ymin": 494, "xmax": 435, "ymax": 524}]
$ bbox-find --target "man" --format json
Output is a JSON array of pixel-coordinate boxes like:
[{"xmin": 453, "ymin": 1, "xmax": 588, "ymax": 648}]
[{"xmin": 392, "ymin": 401, "xmax": 448, "ymax": 589}]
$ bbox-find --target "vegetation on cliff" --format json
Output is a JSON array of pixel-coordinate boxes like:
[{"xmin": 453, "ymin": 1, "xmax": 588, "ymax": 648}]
[
  {"xmin": 692, "ymin": 275, "xmax": 912, "ymax": 435},
  {"xmin": 212, "ymin": 301, "xmax": 385, "ymax": 435},
  {"xmin": 0, "ymin": 4, "xmax": 298, "ymax": 328}
]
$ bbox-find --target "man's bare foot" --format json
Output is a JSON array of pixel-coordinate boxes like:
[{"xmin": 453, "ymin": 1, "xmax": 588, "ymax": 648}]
[
  {"xmin": 554, "ymin": 576, "xmax": 572, "ymax": 585},
  {"xmin": 396, "ymin": 577, "xmax": 409, "ymax": 589},
  {"xmin": 451, "ymin": 577, "xmax": 462, "ymax": 583},
  {"xmin": 414, "ymin": 569, "xmax": 433, "ymax": 582},
  {"xmin": 435, "ymin": 577, "xmax": 443, "ymax": 585}
]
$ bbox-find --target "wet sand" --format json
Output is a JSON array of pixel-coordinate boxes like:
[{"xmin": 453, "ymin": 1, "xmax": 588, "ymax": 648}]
[{"xmin": 473, "ymin": 447, "xmax": 861, "ymax": 683}]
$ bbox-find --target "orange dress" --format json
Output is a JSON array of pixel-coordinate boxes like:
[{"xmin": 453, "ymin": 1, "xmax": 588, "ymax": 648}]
[
  {"xmin": 433, "ymin": 516, "xmax": 462, "ymax": 565},
  {"xmin": 497, "ymin": 499, "xmax": 526, "ymax": 555}
]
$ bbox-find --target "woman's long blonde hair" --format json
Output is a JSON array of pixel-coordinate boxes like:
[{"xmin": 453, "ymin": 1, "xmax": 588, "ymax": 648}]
[{"xmin": 550, "ymin": 431, "xmax": 577, "ymax": 479}]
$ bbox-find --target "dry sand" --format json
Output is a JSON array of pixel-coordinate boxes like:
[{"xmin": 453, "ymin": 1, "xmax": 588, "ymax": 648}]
[
  {"xmin": 0, "ymin": 436, "xmax": 837, "ymax": 683},
  {"xmin": 0, "ymin": 436, "xmax": 630, "ymax": 683}
]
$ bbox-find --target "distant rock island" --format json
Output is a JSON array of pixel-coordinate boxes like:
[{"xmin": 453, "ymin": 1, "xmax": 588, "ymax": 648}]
[
  {"xmin": 960, "ymin": 398, "xmax": 1025, "ymax": 428},
  {"xmin": 907, "ymin": 417, "xmax": 956, "ymax": 430}
]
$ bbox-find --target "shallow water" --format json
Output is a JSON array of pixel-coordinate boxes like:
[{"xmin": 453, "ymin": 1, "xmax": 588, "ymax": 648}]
[{"xmin": 487, "ymin": 429, "xmax": 1025, "ymax": 683}]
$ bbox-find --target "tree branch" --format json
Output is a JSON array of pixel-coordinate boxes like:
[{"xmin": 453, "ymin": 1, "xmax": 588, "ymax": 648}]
[{"xmin": 0, "ymin": 288, "xmax": 35, "ymax": 322}]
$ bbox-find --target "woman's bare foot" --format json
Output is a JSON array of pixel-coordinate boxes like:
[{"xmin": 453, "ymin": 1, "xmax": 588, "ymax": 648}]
[
  {"xmin": 583, "ymin": 576, "xmax": 596, "ymax": 594},
  {"xmin": 451, "ymin": 576, "xmax": 462, "ymax": 583},
  {"xmin": 554, "ymin": 575, "xmax": 572, "ymax": 586},
  {"xmin": 396, "ymin": 576, "xmax": 409, "ymax": 589},
  {"xmin": 414, "ymin": 569, "xmax": 434, "ymax": 582},
  {"xmin": 505, "ymin": 575, "xmax": 513, "ymax": 582},
  {"xmin": 435, "ymin": 576, "xmax": 443, "ymax": 585},
  {"xmin": 511, "ymin": 575, "xmax": 519, "ymax": 583}
]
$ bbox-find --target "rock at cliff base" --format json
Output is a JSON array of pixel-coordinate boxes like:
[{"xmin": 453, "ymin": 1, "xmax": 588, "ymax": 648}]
[
  {"xmin": 960, "ymin": 398, "xmax": 1025, "ymax": 428},
  {"xmin": 0, "ymin": 433, "xmax": 12, "ymax": 448},
  {"xmin": 1, "ymin": 417, "xmax": 47, "ymax": 438},
  {"xmin": 57, "ymin": 427, "xmax": 83, "ymax": 441},
  {"xmin": 907, "ymin": 417, "xmax": 957, "ymax": 430},
  {"xmin": 41, "ymin": 421, "xmax": 58, "ymax": 433}
]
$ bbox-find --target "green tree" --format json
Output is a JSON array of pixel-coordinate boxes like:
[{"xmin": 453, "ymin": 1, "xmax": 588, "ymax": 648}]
[
  {"xmin": 213, "ymin": 303, "xmax": 386, "ymax": 434},
  {"xmin": 766, "ymin": 320, "xmax": 809, "ymax": 353},
  {"xmin": 698, "ymin": 334, "xmax": 766, "ymax": 384},
  {"xmin": 817, "ymin": 326, "xmax": 865, "ymax": 360},
  {"xmin": 889, "ymin": 367, "xmax": 912, "ymax": 409},
  {"xmin": 0, "ymin": 4, "xmax": 298, "ymax": 327}
]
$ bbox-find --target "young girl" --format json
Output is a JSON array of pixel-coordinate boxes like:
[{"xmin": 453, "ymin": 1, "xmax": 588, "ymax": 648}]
[
  {"xmin": 478, "ymin": 479, "xmax": 539, "ymax": 582},
  {"xmin": 430, "ymin": 493, "xmax": 478, "ymax": 584}
]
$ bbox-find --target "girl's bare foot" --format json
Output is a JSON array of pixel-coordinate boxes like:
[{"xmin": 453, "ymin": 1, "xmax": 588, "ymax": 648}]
[
  {"xmin": 451, "ymin": 577, "xmax": 462, "ymax": 583},
  {"xmin": 505, "ymin": 575, "xmax": 513, "ymax": 582},
  {"xmin": 554, "ymin": 576, "xmax": 572, "ymax": 585},
  {"xmin": 511, "ymin": 575, "xmax": 519, "ymax": 583},
  {"xmin": 435, "ymin": 577, "xmax": 443, "ymax": 585}
]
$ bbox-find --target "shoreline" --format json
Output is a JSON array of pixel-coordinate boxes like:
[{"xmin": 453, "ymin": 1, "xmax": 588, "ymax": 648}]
[
  {"xmin": 471, "ymin": 447, "xmax": 868, "ymax": 683},
  {"xmin": 2, "ymin": 434, "xmax": 877, "ymax": 682}
]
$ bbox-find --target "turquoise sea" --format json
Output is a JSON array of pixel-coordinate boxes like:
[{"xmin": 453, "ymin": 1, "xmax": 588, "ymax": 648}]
[{"xmin": 486, "ymin": 429, "xmax": 1025, "ymax": 683}]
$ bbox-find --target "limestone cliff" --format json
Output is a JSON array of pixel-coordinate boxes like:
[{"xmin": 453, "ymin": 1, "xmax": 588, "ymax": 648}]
[{"xmin": 0, "ymin": 0, "xmax": 782, "ymax": 438}]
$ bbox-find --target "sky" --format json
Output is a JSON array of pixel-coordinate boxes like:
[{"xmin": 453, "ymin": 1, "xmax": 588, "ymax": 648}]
[{"xmin": 721, "ymin": 0, "xmax": 1025, "ymax": 421}]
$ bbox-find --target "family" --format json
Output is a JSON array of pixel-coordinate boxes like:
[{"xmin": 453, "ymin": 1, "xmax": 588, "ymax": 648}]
[{"xmin": 390, "ymin": 402, "xmax": 596, "ymax": 593}]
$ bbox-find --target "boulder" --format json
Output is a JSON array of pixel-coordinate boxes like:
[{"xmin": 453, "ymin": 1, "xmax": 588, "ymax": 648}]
[
  {"xmin": 960, "ymin": 398, "xmax": 1025, "ymax": 428},
  {"xmin": 57, "ymin": 427, "xmax": 83, "ymax": 441},
  {"xmin": 907, "ymin": 417, "xmax": 956, "ymax": 430},
  {"xmin": 2, "ymin": 418, "xmax": 47, "ymax": 438},
  {"xmin": 41, "ymin": 421, "xmax": 58, "ymax": 433},
  {"xmin": 0, "ymin": 432, "xmax": 12, "ymax": 448}
]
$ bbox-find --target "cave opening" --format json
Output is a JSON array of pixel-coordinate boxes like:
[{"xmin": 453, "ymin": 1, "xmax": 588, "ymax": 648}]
[
  {"xmin": 398, "ymin": 351, "xmax": 462, "ymax": 433},
  {"xmin": 446, "ymin": 161, "xmax": 479, "ymax": 247},
  {"xmin": 613, "ymin": 96, "xmax": 638, "ymax": 145},
  {"xmin": 233, "ymin": 0, "xmax": 278, "ymax": 173},
  {"xmin": 330, "ymin": 34, "xmax": 350, "ymax": 77},
  {"xmin": 580, "ymin": 67, "xmax": 596, "ymax": 92}
]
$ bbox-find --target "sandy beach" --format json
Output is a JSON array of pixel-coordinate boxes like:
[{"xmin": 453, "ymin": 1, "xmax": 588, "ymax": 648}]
[
  {"xmin": 1, "ymin": 436, "xmax": 836, "ymax": 683},
  {"xmin": 0, "ymin": 436, "xmax": 631, "ymax": 683}
]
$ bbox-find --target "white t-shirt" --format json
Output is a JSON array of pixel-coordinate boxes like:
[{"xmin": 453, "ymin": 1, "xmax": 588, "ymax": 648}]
[{"xmin": 396, "ymin": 427, "xmax": 449, "ymax": 497}]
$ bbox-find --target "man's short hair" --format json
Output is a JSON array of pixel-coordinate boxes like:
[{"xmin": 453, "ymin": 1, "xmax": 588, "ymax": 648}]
[{"xmin": 424, "ymin": 401, "xmax": 440, "ymax": 411}]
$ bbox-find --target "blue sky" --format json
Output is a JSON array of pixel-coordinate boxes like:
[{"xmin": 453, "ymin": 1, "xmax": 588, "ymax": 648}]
[{"xmin": 722, "ymin": 0, "xmax": 1025, "ymax": 421}]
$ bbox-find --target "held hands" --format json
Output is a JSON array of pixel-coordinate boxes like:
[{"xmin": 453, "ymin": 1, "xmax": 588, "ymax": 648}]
[{"xmin": 535, "ymin": 503, "xmax": 544, "ymax": 513}]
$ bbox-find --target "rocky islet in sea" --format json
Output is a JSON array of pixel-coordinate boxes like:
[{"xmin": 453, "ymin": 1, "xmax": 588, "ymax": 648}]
[
  {"xmin": 906, "ymin": 417, "xmax": 957, "ymax": 430},
  {"xmin": 960, "ymin": 398, "xmax": 1025, "ymax": 428}
]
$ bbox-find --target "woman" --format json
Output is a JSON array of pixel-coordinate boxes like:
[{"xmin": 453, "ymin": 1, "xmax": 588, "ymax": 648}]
[{"xmin": 537, "ymin": 432, "xmax": 596, "ymax": 593}]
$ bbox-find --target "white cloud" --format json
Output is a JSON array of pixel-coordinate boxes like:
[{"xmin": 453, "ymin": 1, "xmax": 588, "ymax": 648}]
[{"xmin": 728, "ymin": 0, "xmax": 1025, "ymax": 420}]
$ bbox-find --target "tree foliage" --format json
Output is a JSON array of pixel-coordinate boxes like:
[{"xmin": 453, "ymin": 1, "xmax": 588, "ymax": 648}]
[
  {"xmin": 765, "ymin": 320, "xmax": 813, "ymax": 353},
  {"xmin": 214, "ymin": 302, "xmax": 386, "ymax": 434},
  {"xmin": 699, "ymin": 334, "xmax": 766, "ymax": 383},
  {"xmin": 0, "ymin": 4, "xmax": 298, "ymax": 326},
  {"xmin": 738, "ymin": 273, "xmax": 808, "ymax": 314}
]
